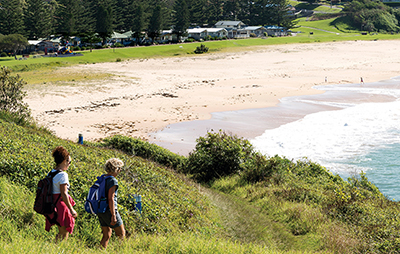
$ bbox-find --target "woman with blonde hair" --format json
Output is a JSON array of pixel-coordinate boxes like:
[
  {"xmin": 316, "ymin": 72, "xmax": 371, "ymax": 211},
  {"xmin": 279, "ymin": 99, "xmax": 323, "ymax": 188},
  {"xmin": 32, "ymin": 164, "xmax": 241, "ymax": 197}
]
[
  {"xmin": 45, "ymin": 146, "xmax": 78, "ymax": 241},
  {"xmin": 97, "ymin": 158, "xmax": 126, "ymax": 248}
]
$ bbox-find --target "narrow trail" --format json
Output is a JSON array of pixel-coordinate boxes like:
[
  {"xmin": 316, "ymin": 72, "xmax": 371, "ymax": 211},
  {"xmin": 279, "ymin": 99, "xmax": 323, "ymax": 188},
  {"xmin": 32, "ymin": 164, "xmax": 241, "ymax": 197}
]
[{"xmin": 201, "ymin": 187, "xmax": 297, "ymax": 250}]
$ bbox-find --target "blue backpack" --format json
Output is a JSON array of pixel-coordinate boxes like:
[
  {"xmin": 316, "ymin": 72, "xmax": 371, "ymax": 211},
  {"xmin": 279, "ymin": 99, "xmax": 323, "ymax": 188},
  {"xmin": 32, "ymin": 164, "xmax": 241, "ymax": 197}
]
[{"xmin": 85, "ymin": 175, "xmax": 112, "ymax": 214}]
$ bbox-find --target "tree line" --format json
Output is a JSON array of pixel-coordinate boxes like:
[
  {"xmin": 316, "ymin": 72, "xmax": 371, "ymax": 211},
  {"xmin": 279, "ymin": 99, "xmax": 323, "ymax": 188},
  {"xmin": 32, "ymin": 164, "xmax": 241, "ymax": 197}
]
[
  {"xmin": 0, "ymin": 0, "xmax": 295, "ymax": 43},
  {"xmin": 344, "ymin": 0, "xmax": 400, "ymax": 32}
]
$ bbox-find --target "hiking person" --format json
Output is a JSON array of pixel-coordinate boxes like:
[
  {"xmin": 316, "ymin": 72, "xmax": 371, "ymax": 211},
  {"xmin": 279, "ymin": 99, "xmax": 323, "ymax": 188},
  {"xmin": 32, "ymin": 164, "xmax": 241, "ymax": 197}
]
[
  {"xmin": 97, "ymin": 158, "xmax": 126, "ymax": 248},
  {"xmin": 45, "ymin": 146, "xmax": 77, "ymax": 241}
]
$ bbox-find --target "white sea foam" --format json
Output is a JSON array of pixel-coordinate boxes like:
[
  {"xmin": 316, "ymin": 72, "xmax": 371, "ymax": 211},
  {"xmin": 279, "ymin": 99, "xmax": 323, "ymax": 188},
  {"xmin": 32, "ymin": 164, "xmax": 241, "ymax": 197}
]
[{"xmin": 251, "ymin": 90, "xmax": 400, "ymax": 174}]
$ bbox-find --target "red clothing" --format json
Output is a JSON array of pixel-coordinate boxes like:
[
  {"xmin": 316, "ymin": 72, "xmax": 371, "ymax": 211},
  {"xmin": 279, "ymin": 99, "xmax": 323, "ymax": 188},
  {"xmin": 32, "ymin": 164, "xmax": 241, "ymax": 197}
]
[{"xmin": 45, "ymin": 194, "xmax": 76, "ymax": 234}]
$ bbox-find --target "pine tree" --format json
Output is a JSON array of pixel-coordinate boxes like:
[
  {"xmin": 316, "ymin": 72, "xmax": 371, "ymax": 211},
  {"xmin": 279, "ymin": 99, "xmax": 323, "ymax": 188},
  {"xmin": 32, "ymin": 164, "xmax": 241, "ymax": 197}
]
[
  {"xmin": 115, "ymin": 0, "xmax": 134, "ymax": 32},
  {"xmin": 96, "ymin": 0, "xmax": 114, "ymax": 44},
  {"xmin": 148, "ymin": 5, "xmax": 162, "ymax": 43},
  {"xmin": 25, "ymin": 0, "xmax": 56, "ymax": 39},
  {"xmin": 173, "ymin": 0, "xmax": 190, "ymax": 41},
  {"xmin": 132, "ymin": 4, "xmax": 145, "ymax": 44},
  {"xmin": 0, "ymin": 0, "xmax": 25, "ymax": 35},
  {"xmin": 56, "ymin": 0, "xmax": 80, "ymax": 37}
]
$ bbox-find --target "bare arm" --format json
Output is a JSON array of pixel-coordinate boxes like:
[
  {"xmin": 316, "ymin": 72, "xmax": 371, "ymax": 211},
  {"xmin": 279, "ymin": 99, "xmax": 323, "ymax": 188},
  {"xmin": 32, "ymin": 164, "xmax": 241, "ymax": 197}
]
[
  {"xmin": 60, "ymin": 183, "xmax": 77, "ymax": 218},
  {"xmin": 108, "ymin": 185, "xmax": 117, "ymax": 225}
]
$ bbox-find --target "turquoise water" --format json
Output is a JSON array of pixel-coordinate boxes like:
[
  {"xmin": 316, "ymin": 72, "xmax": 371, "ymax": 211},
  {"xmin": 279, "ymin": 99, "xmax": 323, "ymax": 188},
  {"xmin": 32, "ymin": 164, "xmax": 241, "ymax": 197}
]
[
  {"xmin": 356, "ymin": 143, "xmax": 400, "ymax": 201},
  {"xmin": 251, "ymin": 79, "xmax": 400, "ymax": 201},
  {"xmin": 154, "ymin": 78, "xmax": 400, "ymax": 200}
]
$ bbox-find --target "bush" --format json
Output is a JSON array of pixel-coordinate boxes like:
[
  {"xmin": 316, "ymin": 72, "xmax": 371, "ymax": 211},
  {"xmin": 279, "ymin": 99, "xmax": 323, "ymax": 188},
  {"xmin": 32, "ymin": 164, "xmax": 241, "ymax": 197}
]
[
  {"xmin": 185, "ymin": 131, "xmax": 254, "ymax": 182},
  {"xmin": 102, "ymin": 135, "xmax": 186, "ymax": 170},
  {"xmin": 36, "ymin": 50, "xmax": 44, "ymax": 55},
  {"xmin": 112, "ymin": 42, "xmax": 124, "ymax": 47},
  {"xmin": 185, "ymin": 38, "xmax": 195, "ymax": 42},
  {"xmin": 0, "ymin": 66, "xmax": 31, "ymax": 120},
  {"xmin": 194, "ymin": 44, "xmax": 209, "ymax": 54},
  {"xmin": 0, "ymin": 52, "xmax": 7, "ymax": 57}
]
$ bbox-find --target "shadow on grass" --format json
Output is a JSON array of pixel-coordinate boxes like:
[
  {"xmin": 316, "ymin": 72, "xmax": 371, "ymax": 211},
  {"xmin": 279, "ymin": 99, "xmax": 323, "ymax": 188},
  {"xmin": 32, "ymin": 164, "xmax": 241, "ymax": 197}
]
[{"xmin": 0, "ymin": 58, "xmax": 14, "ymax": 62}]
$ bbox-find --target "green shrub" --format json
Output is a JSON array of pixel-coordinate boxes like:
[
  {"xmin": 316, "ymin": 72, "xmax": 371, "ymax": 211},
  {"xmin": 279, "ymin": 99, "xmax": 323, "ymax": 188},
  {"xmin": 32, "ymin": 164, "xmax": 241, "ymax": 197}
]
[
  {"xmin": 0, "ymin": 52, "xmax": 7, "ymax": 57},
  {"xmin": 116, "ymin": 58, "xmax": 122, "ymax": 62},
  {"xmin": 185, "ymin": 131, "xmax": 253, "ymax": 182},
  {"xmin": 194, "ymin": 44, "xmax": 209, "ymax": 54},
  {"xmin": 113, "ymin": 42, "xmax": 124, "ymax": 47},
  {"xmin": 102, "ymin": 135, "xmax": 186, "ymax": 170},
  {"xmin": 0, "ymin": 66, "xmax": 31, "ymax": 119}
]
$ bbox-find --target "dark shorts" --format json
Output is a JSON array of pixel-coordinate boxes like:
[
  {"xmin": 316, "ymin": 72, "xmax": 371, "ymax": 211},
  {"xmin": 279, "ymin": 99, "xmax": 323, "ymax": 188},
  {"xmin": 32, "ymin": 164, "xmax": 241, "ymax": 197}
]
[{"xmin": 97, "ymin": 209, "xmax": 123, "ymax": 229}]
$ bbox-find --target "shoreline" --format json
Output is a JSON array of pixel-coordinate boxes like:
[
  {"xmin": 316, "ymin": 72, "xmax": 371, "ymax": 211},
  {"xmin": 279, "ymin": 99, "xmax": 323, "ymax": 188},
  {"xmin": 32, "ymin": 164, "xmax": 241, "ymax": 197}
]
[{"xmin": 24, "ymin": 40, "xmax": 400, "ymax": 145}]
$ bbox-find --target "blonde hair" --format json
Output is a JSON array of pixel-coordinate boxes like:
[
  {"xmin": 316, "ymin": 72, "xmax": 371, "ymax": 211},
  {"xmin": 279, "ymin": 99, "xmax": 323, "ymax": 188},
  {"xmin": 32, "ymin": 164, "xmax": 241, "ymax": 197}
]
[{"xmin": 104, "ymin": 158, "xmax": 124, "ymax": 173}]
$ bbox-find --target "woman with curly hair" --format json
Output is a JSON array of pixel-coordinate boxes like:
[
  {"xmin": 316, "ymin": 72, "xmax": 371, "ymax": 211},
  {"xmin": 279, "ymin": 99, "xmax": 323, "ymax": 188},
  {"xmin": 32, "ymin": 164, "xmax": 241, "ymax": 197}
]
[
  {"xmin": 45, "ymin": 146, "xmax": 78, "ymax": 241},
  {"xmin": 97, "ymin": 158, "xmax": 126, "ymax": 248}
]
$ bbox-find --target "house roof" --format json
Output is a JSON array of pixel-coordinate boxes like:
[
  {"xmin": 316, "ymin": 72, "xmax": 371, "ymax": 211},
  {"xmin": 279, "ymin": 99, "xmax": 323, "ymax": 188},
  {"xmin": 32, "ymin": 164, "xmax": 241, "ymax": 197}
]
[
  {"xmin": 187, "ymin": 28, "xmax": 207, "ymax": 34},
  {"xmin": 244, "ymin": 26, "xmax": 266, "ymax": 31},
  {"xmin": 28, "ymin": 40, "xmax": 42, "ymax": 45},
  {"xmin": 215, "ymin": 21, "xmax": 245, "ymax": 26},
  {"xmin": 122, "ymin": 31, "xmax": 133, "ymax": 37},
  {"xmin": 206, "ymin": 28, "xmax": 227, "ymax": 33},
  {"xmin": 111, "ymin": 31, "xmax": 129, "ymax": 39},
  {"xmin": 162, "ymin": 30, "xmax": 173, "ymax": 35},
  {"xmin": 264, "ymin": 25, "xmax": 285, "ymax": 30}
]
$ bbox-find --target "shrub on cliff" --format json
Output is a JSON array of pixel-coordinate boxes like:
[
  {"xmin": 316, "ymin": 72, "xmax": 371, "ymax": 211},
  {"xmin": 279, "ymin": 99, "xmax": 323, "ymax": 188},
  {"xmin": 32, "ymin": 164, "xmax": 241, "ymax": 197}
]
[
  {"xmin": 185, "ymin": 131, "xmax": 255, "ymax": 182},
  {"xmin": 0, "ymin": 66, "xmax": 31, "ymax": 124},
  {"xmin": 103, "ymin": 135, "xmax": 186, "ymax": 170}
]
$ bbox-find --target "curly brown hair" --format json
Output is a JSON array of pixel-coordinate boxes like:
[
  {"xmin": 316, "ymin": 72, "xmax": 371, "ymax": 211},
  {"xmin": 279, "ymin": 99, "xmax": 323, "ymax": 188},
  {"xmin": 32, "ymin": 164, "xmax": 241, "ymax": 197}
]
[
  {"xmin": 52, "ymin": 146, "xmax": 70, "ymax": 165},
  {"xmin": 104, "ymin": 158, "xmax": 124, "ymax": 173}
]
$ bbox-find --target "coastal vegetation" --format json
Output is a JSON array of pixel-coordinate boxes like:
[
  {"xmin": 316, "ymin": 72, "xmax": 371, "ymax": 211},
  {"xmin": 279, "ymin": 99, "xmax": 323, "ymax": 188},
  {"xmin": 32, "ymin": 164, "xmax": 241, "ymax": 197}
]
[
  {"xmin": 2, "ymin": 3, "xmax": 400, "ymax": 252},
  {"xmin": 2, "ymin": 108, "xmax": 400, "ymax": 253},
  {"xmin": 1, "ymin": 71, "xmax": 400, "ymax": 252}
]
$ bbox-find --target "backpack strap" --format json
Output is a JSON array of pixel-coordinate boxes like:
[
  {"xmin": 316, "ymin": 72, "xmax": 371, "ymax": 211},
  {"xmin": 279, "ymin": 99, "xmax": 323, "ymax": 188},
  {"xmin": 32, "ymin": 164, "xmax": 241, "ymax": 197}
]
[{"xmin": 45, "ymin": 170, "xmax": 62, "ymax": 226}]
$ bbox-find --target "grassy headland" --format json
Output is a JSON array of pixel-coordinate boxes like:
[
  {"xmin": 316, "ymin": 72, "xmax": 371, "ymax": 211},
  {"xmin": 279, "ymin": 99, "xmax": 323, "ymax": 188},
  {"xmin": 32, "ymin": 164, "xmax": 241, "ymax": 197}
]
[
  {"xmin": 2, "ymin": 17, "xmax": 400, "ymax": 253},
  {"xmin": 1, "ymin": 115, "xmax": 400, "ymax": 253}
]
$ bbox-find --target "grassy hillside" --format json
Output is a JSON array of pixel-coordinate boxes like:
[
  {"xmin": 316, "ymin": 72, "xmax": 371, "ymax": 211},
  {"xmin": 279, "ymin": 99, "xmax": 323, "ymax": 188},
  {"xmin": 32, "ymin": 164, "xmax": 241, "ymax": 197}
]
[{"xmin": 2, "ymin": 112, "xmax": 400, "ymax": 253}]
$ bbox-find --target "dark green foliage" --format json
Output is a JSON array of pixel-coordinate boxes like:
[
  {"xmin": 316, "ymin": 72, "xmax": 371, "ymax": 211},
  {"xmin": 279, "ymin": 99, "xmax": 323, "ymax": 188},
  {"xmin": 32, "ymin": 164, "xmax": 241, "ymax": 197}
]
[
  {"xmin": 25, "ymin": 0, "xmax": 56, "ymax": 39},
  {"xmin": 0, "ymin": 67, "xmax": 30, "ymax": 120},
  {"xmin": 0, "ymin": 0, "xmax": 25, "ymax": 35},
  {"xmin": 194, "ymin": 44, "xmax": 209, "ymax": 54},
  {"xmin": 96, "ymin": 0, "xmax": 115, "ymax": 44},
  {"xmin": 344, "ymin": 0, "xmax": 399, "ymax": 32},
  {"xmin": 148, "ymin": 5, "xmax": 163, "ymax": 43},
  {"xmin": 185, "ymin": 131, "xmax": 254, "ymax": 182},
  {"xmin": 103, "ymin": 135, "xmax": 186, "ymax": 171},
  {"xmin": 173, "ymin": 0, "xmax": 190, "ymax": 41},
  {"xmin": 133, "ymin": 4, "xmax": 145, "ymax": 44},
  {"xmin": 0, "ymin": 34, "xmax": 28, "ymax": 54}
]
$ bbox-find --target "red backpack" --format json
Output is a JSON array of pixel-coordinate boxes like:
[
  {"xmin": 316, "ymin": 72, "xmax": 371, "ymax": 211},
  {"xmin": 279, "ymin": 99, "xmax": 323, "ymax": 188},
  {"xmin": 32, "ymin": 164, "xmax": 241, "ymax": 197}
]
[{"xmin": 33, "ymin": 170, "xmax": 61, "ymax": 223}]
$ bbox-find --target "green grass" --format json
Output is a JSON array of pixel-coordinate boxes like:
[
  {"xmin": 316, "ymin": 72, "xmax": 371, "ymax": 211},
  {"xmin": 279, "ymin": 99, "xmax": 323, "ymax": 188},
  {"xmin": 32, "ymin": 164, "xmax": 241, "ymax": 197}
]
[
  {"xmin": 289, "ymin": 0, "xmax": 343, "ymax": 13},
  {"xmin": 1, "ymin": 23, "xmax": 400, "ymax": 81}
]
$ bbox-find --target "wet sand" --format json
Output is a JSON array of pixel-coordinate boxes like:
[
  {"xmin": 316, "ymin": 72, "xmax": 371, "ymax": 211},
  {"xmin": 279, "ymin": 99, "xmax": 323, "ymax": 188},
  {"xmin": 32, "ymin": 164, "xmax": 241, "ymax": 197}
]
[{"xmin": 24, "ymin": 40, "xmax": 400, "ymax": 151}]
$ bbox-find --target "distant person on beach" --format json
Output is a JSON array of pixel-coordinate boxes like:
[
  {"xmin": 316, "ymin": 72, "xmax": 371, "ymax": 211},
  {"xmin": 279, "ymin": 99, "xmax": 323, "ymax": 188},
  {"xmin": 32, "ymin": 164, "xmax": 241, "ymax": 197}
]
[
  {"xmin": 360, "ymin": 77, "xmax": 364, "ymax": 84},
  {"xmin": 45, "ymin": 146, "xmax": 78, "ymax": 241},
  {"xmin": 97, "ymin": 158, "xmax": 126, "ymax": 249}
]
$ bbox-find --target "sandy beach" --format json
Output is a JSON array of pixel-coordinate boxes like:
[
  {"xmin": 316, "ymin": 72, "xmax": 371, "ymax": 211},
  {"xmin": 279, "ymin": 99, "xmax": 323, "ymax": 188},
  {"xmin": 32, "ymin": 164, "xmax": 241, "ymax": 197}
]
[{"xmin": 24, "ymin": 40, "xmax": 400, "ymax": 143}]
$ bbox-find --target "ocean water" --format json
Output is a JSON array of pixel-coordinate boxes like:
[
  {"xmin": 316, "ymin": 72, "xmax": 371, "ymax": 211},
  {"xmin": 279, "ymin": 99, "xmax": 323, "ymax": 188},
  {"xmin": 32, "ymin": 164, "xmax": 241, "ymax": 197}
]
[
  {"xmin": 251, "ymin": 78, "xmax": 400, "ymax": 200},
  {"xmin": 152, "ymin": 77, "xmax": 400, "ymax": 200}
]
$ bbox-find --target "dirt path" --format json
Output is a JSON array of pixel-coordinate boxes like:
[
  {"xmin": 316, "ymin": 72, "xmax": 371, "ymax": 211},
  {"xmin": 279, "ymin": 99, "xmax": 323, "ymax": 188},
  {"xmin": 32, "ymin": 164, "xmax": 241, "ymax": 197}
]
[{"xmin": 202, "ymin": 187, "xmax": 297, "ymax": 250}]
